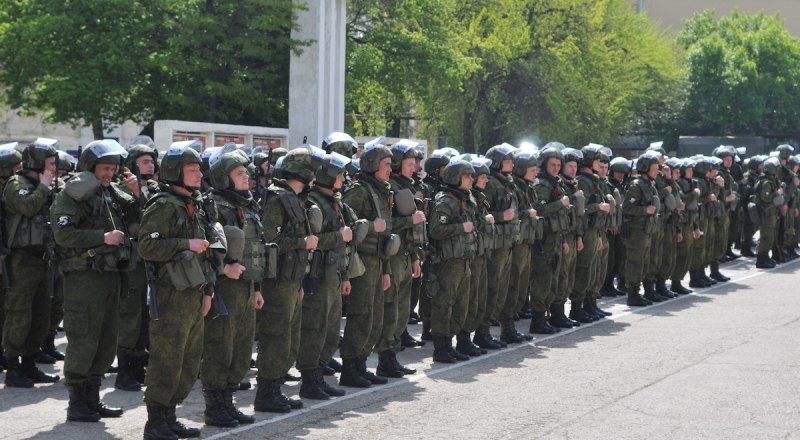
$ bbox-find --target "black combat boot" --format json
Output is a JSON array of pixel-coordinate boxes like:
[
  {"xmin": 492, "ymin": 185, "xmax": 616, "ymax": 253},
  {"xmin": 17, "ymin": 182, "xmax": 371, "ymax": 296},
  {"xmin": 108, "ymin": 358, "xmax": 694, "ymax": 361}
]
[
  {"xmin": 66, "ymin": 382, "xmax": 101, "ymax": 422},
  {"xmin": 500, "ymin": 320, "xmax": 525, "ymax": 344},
  {"xmin": 42, "ymin": 334, "xmax": 65, "ymax": 361},
  {"xmin": 709, "ymin": 263, "xmax": 730, "ymax": 282},
  {"xmin": 338, "ymin": 358, "xmax": 371, "ymax": 388},
  {"xmin": 420, "ymin": 321, "xmax": 433, "ymax": 341},
  {"xmin": 400, "ymin": 328, "xmax": 425, "ymax": 347},
  {"xmin": 725, "ymin": 248, "xmax": 740, "ymax": 261},
  {"xmin": 34, "ymin": 349, "xmax": 56, "ymax": 364},
  {"xmin": 283, "ymin": 372, "xmax": 301, "ymax": 382},
  {"xmin": 254, "ymin": 377, "xmax": 291, "ymax": 413},
  {"xmin": 432, "ymin": 336, "xmax": 457, "ymax": 363},
  {"xmin": 447, "ymin": 337, "xmax": 470, "ymax": 361},
  {"xmin": 548, "ymin": 303, "xmax": 575, "ymax": 329},
  {"xmin": 165, "ymin": 404, "xmax": 201, "ymax": 438},
  {"xmin": 130, "ymin": 355, "xmax": 147, "ymax": 385},
  {"xmin": 391, "ymin": 351, "xmax": 418, "ymax": 374},
  {"xmin": 223, "ymin": 388, "xmax": 255, "ymax": 424},
  {"xmin": 472, "ymin": 325, "xmax": 503, "ymax": 350},
  {"xmin": 376, "ymin": 351, "xmax": 404, "ymax": 378},
  {"xmin": 529, "ymin": 310, "xmax": 557, "ymax": 335},
  {"xmin": 699, "ymin": 267, "xmax": 717, "ymax": 284},
  {"xmin": 642, "ymin": 281, "xmax": 664, "ymax": 303},
  {"xmin": 568, "ymin": 302, "xmax": 594, "ymax": 324},
  {"xmin": 456, "ymin": 330, "xmax": 483, "ymax": 357},
  {"xmin": 316, "ymin": 373, "xmax": 346, "ymax": 397},
  {"xmin": 358, "ymin": 357, "xmax": 387, "ymax": 385},
  {"xmin": 144, "ymin": 404, "xmax": 179, "ymax": 440},
  {"xmin": 21, "ymin": 355, "xmax": 59, "ymax": 383},
  {"xmin": 688, "ymin": 270, "xmax": 706, "ymax": 288},
  {"xmin": 626, "ymin": 285, "xmax": 650, "ymax": 307},
  {"xmin": 203, "ymin": 389, "xmax": 239, "ymax": 427},
  {"xmin": 655, "ymin": 279, "xmax": 676, "ymax": 298},
  {"xmin": 740, "ymin": 241, "xmax": 756, "ymax": 257},
  {"xmin": 756, "ymin": 253, "xmax": 776, "ymax": 269},
  {"xmin": 115, "ymin": 353, "xmax": 142, "ymax": 391},
  {"xmin": 86, "ymin": 379, "xmax": 123, "ymax": 418},
  {"xmin": 600, "ymin": 277, "xmax": 618, "ymax": 297},
  {"xmin": 275, "ymin": 384, "xmax": 303, "ymax": 409},
  {"xmin": 586, "ymin": 298, "xmax": 612, "ymax": 317},
  {"xmin": 786, "ymin": 246, "xmax": 799, "ymax": 260},
  {"xmin": 4, "ymin": 355, "xmax": 33, "ymax": 388},
  {"xmin": 319, "ymin": 360, "xmax": 336, "ymax": 376},
  {"xmin": 670, "ymin": 279, "xmax": 692, "ymax": 295},
  {"xmin": 326, "ymin": 358, "xmax": 342, "ymax": 373},
  {"xmin": 581, "ymin": 299, "xmax": 604, "ymax": 320}
]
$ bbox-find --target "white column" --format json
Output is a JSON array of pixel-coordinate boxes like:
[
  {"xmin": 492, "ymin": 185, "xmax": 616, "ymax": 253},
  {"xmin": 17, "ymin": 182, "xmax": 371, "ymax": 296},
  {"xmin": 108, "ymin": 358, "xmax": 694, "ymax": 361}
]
[{"xmin": 288, "ymin": 0, "xmax": 346, "ymax": 149}]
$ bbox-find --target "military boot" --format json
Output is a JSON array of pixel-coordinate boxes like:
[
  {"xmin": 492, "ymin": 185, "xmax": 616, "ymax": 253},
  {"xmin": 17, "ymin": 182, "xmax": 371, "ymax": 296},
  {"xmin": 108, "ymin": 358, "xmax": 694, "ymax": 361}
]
[
  {"xmin": 144, "ymin": 404, "xmax": 179, "ymax": 440},
  {"xmin": 709, "ymin": 264, "xmax": 730, "ymax": 282},
  {"xmin": 642, "ymin": 281, "xmax": 665, "ymax": 303},
  {"xmin": 400, "ymin": 329, "xmax": 425, "ymax": 347},
  {"xmin": 223, "ymin": 388, "xmax": 255, "ymax": 424},
  {"xmin": 529, "ymin": 310, "xmax": 557, "ymax": 335},
  {"xmin": 786, "ymin": 246, "xmax": 799, "ymax": 260},
  {"xmin": 655, "ymin": 279, "xmax": 676, "ymax": 298},
  {"xmin": 548, "ymin": 303, "xmax": 575, "ymax": 329},
  {"xmin": 21, "ymin": 355, "xmax": 59, "ymax": 383},
  {"xmin": 581, "ymin": 299, "xmax": 604, "ymax": 320},
  {"xmin": 86, "ymin": 379, "xmax": 123, "ymax": 418},
  {"xmin": 756, "ymin": 253, "xmax": 776, "ymax": 269},
  {"xmin": 432, "ymin": 336, "xmax": 457, "ymax": 363},
  {"xmin": 319, "ymin": 360, "xmax": 336, "ymax": 376},
  {"xmin": 500, "ymin": 320, "xmax": 525, "ymax": 344},
  {"xmin": 586, "ymin": 298, "xmax": 611, "ymax": 317},
  {"xmin": 616, "ymin": 277, "xmax": 628, "ymax": 295},
  {"xmin": 699, "ymin": 267, "xmax": 717, "ymax": 284},
  {"xmin": 338, "ymin": 358, "xmax": 371, "ymax": 388},
  {"xmin": 376, "ymin": 351, "xmax": 404, "ymax": 378},
  {"xmin": 253, "ymin": 377, "xmax": 291, "ymax": 413},
  {"xmin": 358, "ymin": 357, "xmax": 388, "ymax": 385},
  {"xmin": 66, "ymin": 382, "xmax": 101, "ymax": 422},
  {"xmin": 626, "ymin": 285, "xmax": 650, "ymax": 307},
  {"xmin": 34, "ymin": 349, "xmax": 56, "ymax": 365},
  {"xmin": 317, "ymin": 373, "xmax": 346, "ymax": 397},
  {"xmin": 472, "ymin": 325, "xmax": 503, "ymax": 350},
  {"xmin": 326, "ymin": 358, "xmax": 342, "ymax": 373},
  {"xmin": 447, "ymin": 337, "xmax": 471, "ymax": 361},
  {"xmin": 130, "ymin": 355, "xmax": 148, "ymax": 385},
  {"xmin": 276, "ymin": 385, "xmax": 303, "ymax": 409},
  {"xmin": 600, "ymin": 277, "xmax": 617, "ymax": 297},
  {"xmin": 42, "ymin": 334, "xmax": 65, "ymax": 361},
  {"xmin": 568, "ymin": 302, "xmax": 594, "ymax": 324},
  {"xmin": 203, "ymin": 389, "xmax": 239, "ymax": 427},
  {"xmin": 165, "ymin": 404, "xmax": 201, "ymax": 438},
  {"xmin": 670, "ymin": 279, "xmax": 692, "ymax": 295},
  {"xmin": 740, "ymin": 241, "xmax": 756, "ymax": 257},
  {"xmin": 420, "ymin": 321, "xmax": 433, "ymax": 341},
  {"xmin": 390, "ymin": 351, "xmax": 418, "ymax": 374},
  {"xmin": 4, "ymin": 355, "xmax": 33, "ymax": 388},
  {"xmin": 114, "ymin": 354, "xmax": 142, "ymax": 392},
  {"xmin": 689, "ymin": 270, "xmax": 707, "ymax": 288},
  {"xmin": 456, "ymin": 330, "xmax": 483, "ymax": 357}
]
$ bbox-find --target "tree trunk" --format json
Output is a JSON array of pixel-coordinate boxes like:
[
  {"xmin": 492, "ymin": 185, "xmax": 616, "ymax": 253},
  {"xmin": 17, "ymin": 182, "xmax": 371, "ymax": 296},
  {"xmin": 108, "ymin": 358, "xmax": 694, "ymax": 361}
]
[{"xmin": 91, "ymin": 115, "xmax": 104, "ymax": 140}]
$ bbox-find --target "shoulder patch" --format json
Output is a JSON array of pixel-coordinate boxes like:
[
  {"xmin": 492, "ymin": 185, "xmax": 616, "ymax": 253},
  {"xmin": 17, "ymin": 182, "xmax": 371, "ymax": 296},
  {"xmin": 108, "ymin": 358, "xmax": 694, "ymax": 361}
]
[
  {"xmin": 18, "ymin": 188, "xmax": 28, "ymax": 196},
  {"xmin": 149, "ymin": 232, "xmax": 160, "ymax": 239},
  {"xmin": 439, "ymin": 215, "xmax": 448, "ymax": 224},
  {"xmin": 57, "ymin": 216, "xmax": 70, "ymax": 227}
]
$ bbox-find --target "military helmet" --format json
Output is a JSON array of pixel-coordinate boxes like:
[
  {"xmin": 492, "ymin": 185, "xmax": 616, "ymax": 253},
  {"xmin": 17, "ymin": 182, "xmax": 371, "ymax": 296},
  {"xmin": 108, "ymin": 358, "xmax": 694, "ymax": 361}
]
[
  {"xmin": 665, "ymin": 157, "xmax": 682, "ymax": 170},
  {"xmin": 253, "ymin": 151, "xmax": 269, "ymax": 171},
  {"xmin": 609, "ymin": 156, "xmax": 630, "ymax": 175},
  {"xmin": 208, "ymin": 149, "xmax": 250, "ymax": 189},
  {"xmin": 160, "ymin": 141, "xmax": 203, "ymax": 185},
  {"xmin": 321, "ymin": 132, "xmax": 358, "ymax": 157},
  {"xmin": 390, "ymin": 139, "xmax": 420, "ymax": 171},
  {"xmin": 636, "ymin": 151, "xmax": 661, "ymax": 174},
  {"xmin": 279, "ymin": 148, "xmax": 320, "ymax": 183},
  {"xmin": 763, "ymin": 156, "xmax": 781, "ymax": 175},
  {"xmin": 543, "ymin": 141, "xmax": 566, "ymax": 151},
  {"xmin": 441, "ymin": 158, "xmax": 475, "ymax": 186},
  {"xmin": 562, "ymin": 148, "xmax": 583, "ymax": 164},
  {"xmin": 712, "ymin": 145, "xmax": 736, "ymax": 159},
  {"xmin": 424, "ymin": 149, "xmax": 451, "ymax": 176},
  {"xmin": 346, "ymin": 158, "xmax": 361, "ymax": 176},
  {"xmin": 315, "ymin": 152, "xmax": 352, "ymax": 188},
  {"xmin": 485, "ymin": 143, "xmax": 517, "ymax": 170},
  {"xmin": 125, "ymin": 144, "xmax": 157, "ymax": 177},
  {"xmin": 789, "ymin": 154, "xmax": 800, "ymax": 168},
  {"xmin": 693, "ymin": 157, "xmax": 711, "ymax": 175},
  {"xmin": 708, "ymin": 156, "xmax": 723, "ymax": 170},
  {"xmin": 269, "ymin": 147, "xmax": 288, "ymax": 165},
  {"xmin": 359, "ymin": 143, "xmax": 392, "ymax": 174},
  {"xmin": 272, "ymin": 156, "xmax": 286, "ymax": 180},
  {"xmin": 581, "ymin": 143, "xmax": 610, "ymax": 167},
  {"xmin": 23, "ymin": 137, "xmax": 59, "ymax": 172},
  {"xmin": 512, "ymin": 150, "xmax": 539, "ymax": 178},
  {"xmin": 469, "ymin": 157, "xmax": 491, "ymax": 176},
  {"xmin": 775, "ymin": 144, "xmax": 795, "ymax": 160},
  {"xmin": 77, "ymin": 139, "xmax": 128, "ymax": 172},
  {"xmin": 57, "ymin": 150, "xmax": 77, "ymax": 172},
  {"xmin": 125, "ymin": 135, "xmax": 157, "ymax": 151},
  {"xmin": 647, "ymin": 141, "xmax": 666, "ymax": 156},
  {"xmin": 0, "ymin": 143, "xmax": 23, "ymax": 178}
]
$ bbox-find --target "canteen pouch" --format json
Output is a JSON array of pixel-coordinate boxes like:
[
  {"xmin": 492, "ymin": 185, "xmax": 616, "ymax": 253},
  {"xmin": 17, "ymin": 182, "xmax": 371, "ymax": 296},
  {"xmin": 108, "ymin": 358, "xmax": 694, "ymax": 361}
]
[
  {"xmin": 351, "ymin": 219, "xmax": 369, "ymax": 247},
  {"xmin": 165, "ymin": 250, "xmax": 206, "ymax": 291},
  {"xmin": 307, "ymin": 204, "xmax": 323, "ymax": 234},
  {"xmin": 381, "ymin": 234, "xmax": 401, "ymax": 258},
  {"xmin": 574, "ymin": 193, "xmax": 586, "ymax": 216},
  {"xmin": 664, "ymin": 193, "xmax": 677, "ymax": 211},
  {"xmin": 394, "ymin": 189, "xmax": 417, "ymax": 216},
  {"xmin": 263, "ymin": 243, "xmax": 279, "ymax": 280}
]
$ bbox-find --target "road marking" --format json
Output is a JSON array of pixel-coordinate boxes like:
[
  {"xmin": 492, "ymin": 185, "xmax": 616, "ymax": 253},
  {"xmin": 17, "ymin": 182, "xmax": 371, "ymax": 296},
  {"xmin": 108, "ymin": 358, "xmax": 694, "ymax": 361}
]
[{"xmin": 205, "ymin": 257, "xmax": 798, "ymax": 439}]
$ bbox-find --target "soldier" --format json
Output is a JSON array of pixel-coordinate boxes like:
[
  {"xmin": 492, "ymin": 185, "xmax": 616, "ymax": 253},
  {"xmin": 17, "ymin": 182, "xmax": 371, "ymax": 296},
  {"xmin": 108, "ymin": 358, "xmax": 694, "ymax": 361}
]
[
  {"xmin": 586, "ymin": 148, "xmax": 615, "ymax": 317},
  {"xmin": 671, "ymin": 158, "xmax": 702, "ymax": 295},
  {"xmin": 255, "ymin": 147, "xmax": 322, "ymax": 411},
  {"xmin": 2, "ymin": 138, "xmax": 59, "ymax": 388},
  {"xmin": 428, "ymin": 159, "xmax": 478, "ymax": 362},
  {"xmin": 622, "ymin": 151, "xmax": 661, "ymax": 306},
  {"xmin": 601, "ymin": 157, "xmax": 629, "ymax": 297},
  {"xmin": 739, "ymin": 156, "xmax": 763, "ymax": 257},
  {"xmin": 640, "ymin": 146, "xmax": 671, "ymax": 303},
  {"xmin": 0, "ymin": 143, "xmax": 23, "ymax": 374},
  {"xmin": 138, "ymin": 142, "xmax": 224, "ymax": 440},
  {"xmin": 709, "ymin": 146, "xmax": 738, "ymax": 282},
  {"xmin": 559, "ymin": 148, "xmax": 586, "ymax": 325},
  {"xmin": 297, "ymin": 151, "xmax": 359, "ymax": 399},
  {"xmin": 774, "ymin": 145, "xmax": 797, "ymax": 262},
  {"xmin": 755, "ymin": 157, "xmax": 785, "ymax": 269},
  {"xmin": 688, "ymin": 158, "xmax": 718, "ymax": 288},
  {"xmin": 654, "ymin": 157, "xmax": 684, "ymax": 298},
  {"xmin": 52, "ymin": 140, "xmax": 138, "ymax": 422}
]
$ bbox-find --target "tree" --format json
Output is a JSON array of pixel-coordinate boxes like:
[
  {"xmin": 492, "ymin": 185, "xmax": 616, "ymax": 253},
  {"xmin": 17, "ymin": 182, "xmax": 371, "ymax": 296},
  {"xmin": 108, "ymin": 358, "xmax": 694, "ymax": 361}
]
[{"xmin": 677, "ymin": 10, "xmax": 800, "ymax": 137}]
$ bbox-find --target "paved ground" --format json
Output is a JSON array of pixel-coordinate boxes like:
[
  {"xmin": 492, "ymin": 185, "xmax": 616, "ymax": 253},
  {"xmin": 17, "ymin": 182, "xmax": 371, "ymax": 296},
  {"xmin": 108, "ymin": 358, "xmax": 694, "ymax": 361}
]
[{"xmin": 2, "ymin": 256, "xmax": 799, "ymax": 440}]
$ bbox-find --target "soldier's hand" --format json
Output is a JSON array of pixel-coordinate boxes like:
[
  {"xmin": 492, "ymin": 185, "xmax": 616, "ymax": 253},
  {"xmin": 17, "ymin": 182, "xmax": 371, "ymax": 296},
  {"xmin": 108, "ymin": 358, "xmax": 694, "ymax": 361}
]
[
  {"xmin": 412, "ymin": 260, "xmax": 422, "ymax": 279},
  {"xmin": 781, "ymin": 205, "xmax": 789, "ymax": 217},
  {"xmin": 189, "ymin": 239, "xmax": 210, "ymax": 254},
  {"xmin": 597, "ymin": 239, "xmax": 603, "ymax": 251},
  {"xmin": 340, "ymin": 226, "xmax": 353, "ymax": 243},
  {"xmin": 373, "ymin": 218, "xmax": 387, "ymax": 233},
  {"xmin": 485, "ymin": 214, "xmax": 495, "ymax": 225},
  {"xmin": 254, "ymin": 291, "xmax": 264, "ymax": 310},
  {"xmin": 412, "ymin": 210, "xmax": 426, "ymax": 225},
  {"xmin": 560, "ymin": 196, "xmax": 570, "ymax": 207},
  {"xmin": 503, "ymin": 208, "xmax": 515, "ymax": 221},
  {"xmin": 575, "ymin": 190, "xmax": 584, "ymax": 198},
  {"xmin": 40, "ymin": 169, "xmax": 55, "ymax": 188},
  {"xmin": 383, "ymin": 274, "xmax": 391, "ymax": 291},
  {"xmin": 341, "ymin": 280, "xmax": 352, "ymax": 296},
  {"xmin": 599, "ymin": 203, "xmax": 611, "ymax": 213},
  {"xmin": 676, "ymin": 233, "xmax": 684, "ymax": 243},
  {"xmin": 646, "ymin": 205, "xmax": 657, "ymax": 215},
  {"xmin": 694, "ymin": 188, "xmax": 701, "ymax": 195},
  {"xmin": 709, "ymin": 194, "xmax": 717, "ymax": 202},
  {"xmin": 665, "ymin": 186, "xmax": 672, "ymax": 194},
  {"xmin": 305, "ymin": 235, "xmax": 319, "ymax": 250},
  {"xmin": 562, "ymin": 242, "xmax": 570, "ymax": 255},
  {"xmin": 725, "ymin": 194, "xmax": 736, "ymax": 202},
  {"xmin": 202, "ymin": 295, "xmax": 212, "ymax": 317},
  {"xmin": 104, "ymin": 230, "xmax": 125, "ymax": 246},
  {"xmin": 528, "ymin": 208, "xmax": 538, "ymax": 219},
  {"xmin": 693, "ymin": 228, "xmax": 702, "ymax": 239},
  {"xmin": 677, "ymin": 202, "xmax": 686, "ymax": 212},
  {"xmin": 224, "ymin": 262, "xmax": 246, "ymax": 280},
  {"xmin": 122, "ymin": 167, "xmax": 140, "ymax": 197},
  {"xmin": 463, "ymin": 221, "xmax": 474, "ymax": 233},
  {"xmin": 577, "ymin": 236, "xmax": 584, "ymax": 252},
  {"xmin": 715, "ymin": 176, "xmax": 725, "ymax": 186}
]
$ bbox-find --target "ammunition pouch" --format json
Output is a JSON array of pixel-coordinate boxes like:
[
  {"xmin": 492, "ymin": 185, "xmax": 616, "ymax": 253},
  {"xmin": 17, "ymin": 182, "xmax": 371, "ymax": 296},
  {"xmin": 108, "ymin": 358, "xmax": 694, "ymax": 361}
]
[
  {"xmin": 394, "ymin": 189, "xmax": 417, "ymax": 216},
  {"xmin": 263, "ymin": 243, "xmax": 279, "ymax": 280},
  {"xmin": 9, "ymin": 214, "xmax": 46, "ymax": 249},
  {"xmin": 309, "ymin": 248, "xmax": 343, "ymax": 281},
  {"xmin": 278, "ymin": 248, "xmax": 309, "ymax": 282},
  {"xmin": 664, "ymin": 193, "xmax": 677, "ymax": 211},
  {"xmin": 747, "ymin": 202, "xmax": 762, "ymax": 227},
  {"xmin": 165, "ymin": 250, "xmax": 206, "ymax": 291}
]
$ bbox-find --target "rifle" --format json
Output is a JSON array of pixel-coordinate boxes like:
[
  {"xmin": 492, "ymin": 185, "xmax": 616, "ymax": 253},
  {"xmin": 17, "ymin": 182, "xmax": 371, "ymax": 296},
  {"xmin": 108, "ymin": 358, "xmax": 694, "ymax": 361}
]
[
  {"xmin": 146, "ymin": 261, "xmax": 160, "ymax": 321},
  {"xmin": 201, "ymin": 196, "xmax": 228, "ymax": 319}
]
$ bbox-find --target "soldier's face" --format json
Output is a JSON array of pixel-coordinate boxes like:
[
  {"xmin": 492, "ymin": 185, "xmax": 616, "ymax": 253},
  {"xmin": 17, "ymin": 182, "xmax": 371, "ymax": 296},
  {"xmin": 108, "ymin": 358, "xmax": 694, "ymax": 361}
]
[
  {"xmin": 182, "ymin": 164, "xmax": 203, "ymax": 188},
  {"xmin": 546, "ymin": 158, "xmax": 561, "ymax": 177},
  {"xmin": 400, "ymin": 157, "xmax": 416, "ymax": 179},
  {"xmin": 523, "ymin": 166, "xmax": 537, "ymax": 182},
  {"xmin": 684, "ymin": 167, "xmax": 694, "ymax": 178},
  {"xmin": 229, "ymin": 165, "xmax": 249, "ymax": 191},
  {"xmin": 94, "ymin": 163, "xmax": 117, "ymax": 187},
  {"xmin": 597, "ymin": 162, "xmax": 608, "ymax": 178},
  {"xmin": 612, "ymin": 171, "xmax": 625, "ymax": 181},
  {"xmin": 475, "ymin": 174, "xmax": 488, "ymax": 189},
  {"xmin": 334, "ymin": 172, "xmax": 345, "ymax": 190},
  {"xmin": 44, "ymin": 156, "xmax": 57, "ymax": 176},
  {"xmin": 563, "ymin": 161, "xmax": 577, "ymax": 178},
  {"xmin": 375, "ymin": 157, "xmax": 392, "ymax": 182},
  {"xmin": 723, "ymin": 156, "xmax": 733, "ymax": 168},
  {"xmin": 459, "ymin": 173, "xmax": 474, "ymax": 190},
  {"xmin": 136, "ymin": 155, "xmax": 155, "ymax": 177},
  {"xmin": 501, "ymin": 159, "xmax": 513, "ymax": 173},
  {"xmin": 647, "ymin": 164, "xmax": 659, "ymax": 180}
]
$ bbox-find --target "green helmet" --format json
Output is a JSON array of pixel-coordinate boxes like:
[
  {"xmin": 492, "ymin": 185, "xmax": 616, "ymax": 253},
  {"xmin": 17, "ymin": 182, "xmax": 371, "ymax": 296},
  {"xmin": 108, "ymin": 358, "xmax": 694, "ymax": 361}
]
[
  {"xmin": 23, "ymin": 137, "xmax": 59, "ymax": 172},
  {"xmin": 512, "ymin": 150, "xmax": 539, "ymax": 178},
  {"xmin": 390, "ymin": 139, "xmax": 420, "ymax": 171},
  {"xmin": 609, "ymin": 157, "xmax": 630, "ymax": 175},
  {"xmin": 775, "ymin": 144, "xmax": 794, "ymax": 160},
  {"xmin": 125, "ymin": 144, "xmax": 157, "ymax": 178},
  {"xmin": 160, "ymin": 141, "xmax": 203, "ymax": 185},
  {"xmin": 789, "ymin": 154, "xmax": 800, "ymax": 168},
  {"xmin": 77, "ymin": 139, "xmax": 127, "ymax": 172},
  {"xmin": 0, "ymin": 143, "xmax": 23, "ymax": 178},
  {"xmin": 647, "ymin": 141, "xmax": 666, "ymax": 156},
  {"xmin": 57, "ymin": 150, "xmax": 76, "ymax": 172},
  {"xmin": 538, "ymin": 146, "xmax": 564, "ymax": 165},
  {"xmin": 485, "ymin": 143, "xmax": 517, "ymax": 170},
  {"xmin": 269, "ymin": 147, "xmax": 288, "ymax": 165},
  {"xmin": 208, "ymin": 149, "xmax": 250, "ymax": 189},
  {"xmin": 747, "ymin": 155, "xmax": 764, "ymax": 172},
  {"xmin": 712, "ymin": 145, "xmax": 736, "ymax": 160},
  {"xmin": 322, "ymin": 132, "xmax": 358, "ymax": 157},
  {"xmin": 280, "ymin": 148, "xmax": 320, "ymax": 183},
  {"xmin": 636, "ymin": 151, "xmax": 660, "ymax": 174},
  {"xmin": 693, "ymin": 157, "xmax": 712, "ymax": 175},
  {"xmin": 580, "ymin": 144, "xmax": 610, "ymax": 167},
  {"xmin": 441, "ymin": 159, "xmax": 475, "ymax": 187},
  {"xmin": 360, "ymin": 143, "xmax": 392, "ymax": 174},
  {"xmin": 763, "ymin": 156, "xmax": 781, "ymax": 175},
  {"xmin": 253, "ymin": 151, "xmax": 269, "ymax": 170},
  {"xmin": 125, "ymin": 135, "xmax": 157, "ymax": 151},
  {"xmin": 315, "ymin": 152, "xmax": 351, "ymax": 189},
  {"xmin": 469, "ymin": 156, "xmax": 491, "ymax": 175},
  {"xmin": 562, "ymin": 148, "xmax": 583, "ymax": 164},
  {"xmin": 424, "ymin": 149, "xmax": 451, "ymax": 176}
]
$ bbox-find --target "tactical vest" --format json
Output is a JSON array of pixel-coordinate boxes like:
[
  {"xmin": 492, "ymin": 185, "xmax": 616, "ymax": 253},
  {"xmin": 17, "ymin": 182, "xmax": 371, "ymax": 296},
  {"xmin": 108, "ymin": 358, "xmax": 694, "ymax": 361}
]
[
  {"xmin": 624, "ymin": 178, "xmax": 659, "ymax": 234},
  {"xmin": 215, "ymin": 194, "xmax": 271, "ymax": 282},
  {"xmin": 431, "ymin": 191, "xmax": 477, "ymax": 261},
  {"xmin": 534, "ymin": 176, "xmax": 571, "ymax": 233},
  {"xmin": 513, "ymin": 177, "xmax": 542, "ymax": 245},
  {"xmin": 576, "ymin": 173, "xmax": 604, "ymax": 230},
  {"xmin": 347, "ymin": 177, "xmax": 393, "ymax": 258},
  {"xmin": 4, "ymin": 174, "xmax": 50, "ymax": 250},
  {"xmin": 266, "ymin": 186, "xmax": 310, "ymax": 282},
  {"xmin": 487, "ymin": 173, "xmax": 519, "ymax": 249},
  {"xmin": 307, "ymin": 190, "xmax": 349, "ymax": 281}
]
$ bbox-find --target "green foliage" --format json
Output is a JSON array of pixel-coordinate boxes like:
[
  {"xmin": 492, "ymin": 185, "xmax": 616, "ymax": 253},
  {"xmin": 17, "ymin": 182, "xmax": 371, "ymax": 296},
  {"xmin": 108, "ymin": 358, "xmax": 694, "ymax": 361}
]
[{"xmin": 677, "ymin": 10, "xmax": 800, "ymax": 136}]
